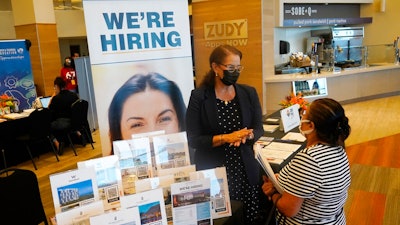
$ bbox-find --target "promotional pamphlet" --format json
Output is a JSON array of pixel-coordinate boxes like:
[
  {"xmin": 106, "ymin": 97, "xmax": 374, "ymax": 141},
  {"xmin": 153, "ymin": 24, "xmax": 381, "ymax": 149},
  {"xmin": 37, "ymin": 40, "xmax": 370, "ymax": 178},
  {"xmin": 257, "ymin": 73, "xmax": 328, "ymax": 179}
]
[
  {"xmin": 152, "ymin": 132, "xmax": 191, "ymax": 171},
  {"xmin": 49, "ymin": 167, "xmax": 99, "ymax": 214},
  {"xmin": 77, "ymin": 155, "xmax": 124, "ymax": 211},
  {"xmin": 120, "ymin": 188, "xmax": 168, "ymax": 225},
  {"xmin": 135, "ymin": 175, "xmax": 175, "ymax": 224},
  {"xmin": 189, "ymin": 167, "xmax": 231, "ymax": 220},
  {"xmin": 132, "ymin": 130, "xmax": 166, "ymax": 176},
  {"xmin": 171, "ymin": 178, "xmax": 212, "ymax": 225},
  {"xmin": 113, "ymin": 137, "xmax": 153, "ymax": 195},
  {"xmin": 55, "ymin": 201, "xmax": 104, "ymax": 225}
]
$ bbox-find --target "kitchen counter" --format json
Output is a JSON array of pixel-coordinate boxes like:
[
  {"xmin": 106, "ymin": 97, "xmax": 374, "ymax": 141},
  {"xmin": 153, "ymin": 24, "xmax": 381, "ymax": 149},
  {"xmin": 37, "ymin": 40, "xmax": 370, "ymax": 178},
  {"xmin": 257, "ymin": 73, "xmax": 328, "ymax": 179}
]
[
  {"xmin": 266, "ymin": 63, "xmax": 400, "ymax": 83},
  {"xmin": 263, "ymin": 63, "xmax": 400, "ymax": 113}
]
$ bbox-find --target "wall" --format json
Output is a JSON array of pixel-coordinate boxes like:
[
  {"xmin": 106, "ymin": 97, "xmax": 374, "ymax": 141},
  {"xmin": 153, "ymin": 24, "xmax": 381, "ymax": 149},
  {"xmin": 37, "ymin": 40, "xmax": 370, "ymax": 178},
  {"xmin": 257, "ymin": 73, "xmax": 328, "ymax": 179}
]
[
  {"xmin": 0, "ymin": 11, "xmax": 16, "ymax": 39},
  {"xmin": 361, "ymin": 0, "xmax": 400, "ymax": 45},
  {"xmin": 192, "ymin": 0, "xmax": 264, "ymax": 105}
]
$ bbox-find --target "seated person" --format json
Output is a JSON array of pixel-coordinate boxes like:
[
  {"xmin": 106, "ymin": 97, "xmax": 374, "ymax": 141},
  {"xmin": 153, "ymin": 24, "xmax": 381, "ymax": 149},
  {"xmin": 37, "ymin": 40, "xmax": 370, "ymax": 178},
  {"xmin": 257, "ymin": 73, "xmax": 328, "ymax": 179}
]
[{"xmin": 48, "ymin": 77, "xmax": 79, "ymax": 154}]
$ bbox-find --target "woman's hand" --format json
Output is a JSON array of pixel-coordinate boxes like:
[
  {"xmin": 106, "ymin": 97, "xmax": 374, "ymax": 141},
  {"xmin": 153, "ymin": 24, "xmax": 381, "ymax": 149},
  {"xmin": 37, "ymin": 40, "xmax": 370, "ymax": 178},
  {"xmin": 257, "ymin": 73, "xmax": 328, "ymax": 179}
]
[
  {"xmin": 262, "ymin": 175, "xmax": 277, "ymax": 200},
  {"xmin": 228, "ymin": 128, "xmax": 253, "ymax": 147}
]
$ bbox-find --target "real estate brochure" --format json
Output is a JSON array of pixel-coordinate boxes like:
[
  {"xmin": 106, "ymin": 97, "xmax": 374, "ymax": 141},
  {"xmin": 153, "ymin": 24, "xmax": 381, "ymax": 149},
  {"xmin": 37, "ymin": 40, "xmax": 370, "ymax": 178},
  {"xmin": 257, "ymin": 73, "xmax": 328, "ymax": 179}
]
[
  {"xmin": 113, "ymin": 137, "xmax": 153, "ymax": 195},
  {"xmin": 77, "ymin": 155, "xmax": 124, "ymax": 211},
  {"xmin": 120, "ymin": 188, "xmax": 168, "ymax": 225},
  {"xmin": 152, "ymin": 131, "xmax": 191, "ymax": 171},
  {"xmin": 49, "ymin": 167, "xmax": 99, "ymax": 214},
  {"xmin": 171, "ymin": 178, "xmax": 212, "ymax": 225},
  {"xmin": 55, "ymin": 201, "xmax": 104, "ymax": 225},
  {"xmin": 189, "ymin": 167, "xmax": 231, "ymax": 220},
  {"xmin": 135, "ymin": 175, "xmax": 175, "ymax": 224}
]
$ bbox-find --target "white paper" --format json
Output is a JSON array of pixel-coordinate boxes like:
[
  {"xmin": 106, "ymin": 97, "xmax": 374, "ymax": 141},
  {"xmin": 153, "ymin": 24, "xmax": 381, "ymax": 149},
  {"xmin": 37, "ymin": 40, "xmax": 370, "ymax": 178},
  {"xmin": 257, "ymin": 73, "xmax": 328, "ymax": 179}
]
[
  {"xmin": 77, "ymin": 155, "xmax": 124, "ymax": 211},
  {"xmin": 280, "ymin": 104, "xmax": 301, "ymax": 133},
  {"xmin": 281, "ymin": 132, "xmax": 306, "ymax": 142},
  {"xmin": 120, "ymin": 188, "xmax": 168, "ymax": 225},
  {"xmin": 190, "ymin": 167, "xmax": 231, "ymax": 220},
  {"xmin": 49, "ymin": 167, "xmax": 99, "ymax": 214},
  {"xmin": 113, "ymin": 137, "xmax": 153, "ymax": 195},
  {"xmin": 264, "ymin": 142, "xmax": 302, "ymax": 153},
  {"xmin": 263, "ymin": 124, "xmax": 279, "ymax": 133},
  {"xmin": 152, "ymin": 131, "xmax": 191, "ymax": 171},
  {"xmin": 56, "ymin": 201, "xmax": 104, "ymax": 225},
  {"xmin": 171, "ymin": 178, "xmax": 212, "ymax": 225}
]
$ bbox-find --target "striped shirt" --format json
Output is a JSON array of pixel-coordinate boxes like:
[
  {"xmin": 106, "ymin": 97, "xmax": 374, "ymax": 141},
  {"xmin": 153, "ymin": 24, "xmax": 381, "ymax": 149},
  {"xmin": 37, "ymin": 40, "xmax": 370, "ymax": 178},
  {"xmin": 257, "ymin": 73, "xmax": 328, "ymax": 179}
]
[{"xmin": 277, "ymin": 144, "xmax": 351, "ymax": 225}]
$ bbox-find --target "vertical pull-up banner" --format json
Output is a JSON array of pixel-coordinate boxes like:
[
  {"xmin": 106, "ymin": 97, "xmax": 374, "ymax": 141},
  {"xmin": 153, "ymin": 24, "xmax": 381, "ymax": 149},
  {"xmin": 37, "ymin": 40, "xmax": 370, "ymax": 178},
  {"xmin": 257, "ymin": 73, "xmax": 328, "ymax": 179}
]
[
  {"xmin": 82, "ymin": 0, "xmax": 194, "ymax": 156},
  {"xmin": 0, "ymin": 39, "xmax": 36, "ymax": 111}
]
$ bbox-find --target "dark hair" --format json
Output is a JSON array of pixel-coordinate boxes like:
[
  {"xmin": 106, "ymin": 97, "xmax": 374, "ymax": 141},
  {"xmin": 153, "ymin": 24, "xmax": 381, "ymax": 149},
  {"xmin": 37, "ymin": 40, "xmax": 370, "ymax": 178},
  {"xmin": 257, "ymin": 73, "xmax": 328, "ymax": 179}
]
[
  {"xmin": 64, "ymin": 56, "xmax": 75, "ymax": 68},
  {"xmin": 198, "ymin": 44, "xmax": 242, "ymax": 88},
  {"xmin": 307, "ymin": 98, "xmax": 351, "ymax": 147},
  {"xmin": 54, "ymin": 77, "xmax": 66, "ymax": 89},
  {"xmin": 108, "ymin": 72, "xmax": 186, "ymax": 145}
]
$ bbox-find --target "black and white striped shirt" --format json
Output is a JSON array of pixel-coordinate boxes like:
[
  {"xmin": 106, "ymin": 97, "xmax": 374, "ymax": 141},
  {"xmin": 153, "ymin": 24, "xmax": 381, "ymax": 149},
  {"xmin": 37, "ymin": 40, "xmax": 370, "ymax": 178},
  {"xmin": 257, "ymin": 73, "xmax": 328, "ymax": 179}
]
[{"xmin": 277, "ymin": 144, "xmax": 351, "ymax": 224}]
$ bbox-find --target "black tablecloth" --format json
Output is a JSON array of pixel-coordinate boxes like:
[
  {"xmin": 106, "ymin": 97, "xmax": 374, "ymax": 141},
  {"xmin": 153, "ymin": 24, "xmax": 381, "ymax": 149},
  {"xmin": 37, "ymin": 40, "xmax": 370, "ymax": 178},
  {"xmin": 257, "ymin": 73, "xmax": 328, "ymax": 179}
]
[{"xmin": 0, "ymin": 116, "xmax": 51, "ymax": 169}]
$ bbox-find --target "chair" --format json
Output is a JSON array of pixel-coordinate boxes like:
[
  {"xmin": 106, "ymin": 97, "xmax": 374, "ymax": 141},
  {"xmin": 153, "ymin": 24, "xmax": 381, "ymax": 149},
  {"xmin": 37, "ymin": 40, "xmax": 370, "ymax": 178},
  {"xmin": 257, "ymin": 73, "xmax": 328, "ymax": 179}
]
[
  {"xmin": 70, "ymin": 99, "xmax": 95, "ymax": 150},
  {"xmin": 0, "ymin": 168, "xmax": 49, "ymax": 225},
  {"xmin": 15, "ymin": 108, "xmax": 59, "ymax": 170}
]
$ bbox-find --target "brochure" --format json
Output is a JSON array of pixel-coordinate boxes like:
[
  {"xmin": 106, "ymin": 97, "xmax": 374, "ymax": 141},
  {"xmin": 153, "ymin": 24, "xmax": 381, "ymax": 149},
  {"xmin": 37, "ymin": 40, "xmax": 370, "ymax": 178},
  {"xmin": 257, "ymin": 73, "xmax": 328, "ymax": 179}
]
[
  {"xmin": 152, "ymin": 131, "xmax": 191, "ymax": 171},
  {"xmin": 89, "ymin": 207, "xmax": 141, "ymax": 225},
  {"xmin": 49, "ymin": 167, "xmax": 99, "ymax": 214},
  {"xmin": 132, "ymin": 130, "xmax": 166, "ymax": 177},
  {"xmin": 189, "ymin": 167, "xmax": 231, "ymax": 220},
  {"xmin": 157, "ymin": 165, "xmax": 196, "ymax": 183},
  {"xmin": 135, "ymin": 175, "xmax": 175, "ymax": 224},
  {"xmin": 55, "ymin": 201, "xmax": 104, "ymax": 225},
  {"xmin": 254, "ymin": 144, "xmax": 284, "ymax": 194},
  {"xmin": 171, "ymin": 178, "xmax": 212, "ymax": 225},
  {"xmin": 77, "ymin": 155, "xmax": 124, "ymax": 211},
  {"xmin": 120, "ymin": 188, "xmax": 168, "ymax": 225},
  {"xmin": 113, "ymin": 137, "xmax": 153, "ymax": 195}
]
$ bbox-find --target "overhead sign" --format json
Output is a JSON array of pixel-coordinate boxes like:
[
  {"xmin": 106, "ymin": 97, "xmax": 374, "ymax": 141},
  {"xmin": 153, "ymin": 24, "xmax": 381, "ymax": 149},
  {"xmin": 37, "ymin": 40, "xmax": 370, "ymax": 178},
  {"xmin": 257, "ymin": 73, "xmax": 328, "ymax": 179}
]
[{"xmin": 282, "ymin": 3, "xmax": 372, "ymax": 27}]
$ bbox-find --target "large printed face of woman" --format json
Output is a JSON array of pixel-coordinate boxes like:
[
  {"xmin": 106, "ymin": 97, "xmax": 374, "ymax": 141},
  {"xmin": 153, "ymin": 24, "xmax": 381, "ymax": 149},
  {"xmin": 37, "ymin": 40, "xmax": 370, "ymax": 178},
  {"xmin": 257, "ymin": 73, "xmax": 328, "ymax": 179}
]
[{"xmin": 119, "ymin": 88, "xmax": 180, "ymax": 139}]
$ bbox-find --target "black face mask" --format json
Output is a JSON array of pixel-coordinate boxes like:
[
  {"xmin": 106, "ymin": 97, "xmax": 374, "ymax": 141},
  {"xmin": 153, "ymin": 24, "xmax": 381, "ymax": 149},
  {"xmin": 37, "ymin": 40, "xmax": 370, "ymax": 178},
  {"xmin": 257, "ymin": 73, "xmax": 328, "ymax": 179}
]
[{"xmin": 220, "ymin": 70, "xmax": 240, "ymax": 86}]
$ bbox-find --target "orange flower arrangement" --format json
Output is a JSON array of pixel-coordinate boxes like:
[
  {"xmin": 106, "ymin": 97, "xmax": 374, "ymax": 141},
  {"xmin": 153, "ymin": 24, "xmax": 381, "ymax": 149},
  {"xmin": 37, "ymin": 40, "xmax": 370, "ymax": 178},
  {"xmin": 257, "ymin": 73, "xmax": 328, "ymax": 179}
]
[
  {"xmin": 0, "ymin": 94, "xmax": 15, "ymax": 108},
  {"xmin": 279, "ymin": 92, "xmax": 309, "ymax": 111}
]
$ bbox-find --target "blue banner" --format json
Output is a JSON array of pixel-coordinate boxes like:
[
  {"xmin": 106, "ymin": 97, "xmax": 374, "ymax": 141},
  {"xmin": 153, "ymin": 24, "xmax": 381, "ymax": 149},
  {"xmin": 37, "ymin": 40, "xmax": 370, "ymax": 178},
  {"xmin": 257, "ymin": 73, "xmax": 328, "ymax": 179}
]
[{"xmin": 0, "ymin": 39, "xmax": 36, "ymax": 111}]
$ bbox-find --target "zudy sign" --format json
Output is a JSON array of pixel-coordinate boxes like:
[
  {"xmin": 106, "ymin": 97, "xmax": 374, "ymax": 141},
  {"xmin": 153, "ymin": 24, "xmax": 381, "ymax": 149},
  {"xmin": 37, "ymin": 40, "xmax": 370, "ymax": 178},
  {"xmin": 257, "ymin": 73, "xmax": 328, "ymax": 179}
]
[{"xmin": 203, "ymin": 19, "xmax": 248, "ymax": 47}]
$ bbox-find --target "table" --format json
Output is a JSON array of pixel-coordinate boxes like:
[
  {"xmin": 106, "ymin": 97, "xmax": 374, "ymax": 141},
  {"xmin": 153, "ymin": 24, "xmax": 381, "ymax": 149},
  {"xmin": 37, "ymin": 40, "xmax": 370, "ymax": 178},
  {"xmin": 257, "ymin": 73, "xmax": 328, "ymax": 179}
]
[{"xmin": 0, "ymin": 112, "xmax": 51, "ymax": 169}]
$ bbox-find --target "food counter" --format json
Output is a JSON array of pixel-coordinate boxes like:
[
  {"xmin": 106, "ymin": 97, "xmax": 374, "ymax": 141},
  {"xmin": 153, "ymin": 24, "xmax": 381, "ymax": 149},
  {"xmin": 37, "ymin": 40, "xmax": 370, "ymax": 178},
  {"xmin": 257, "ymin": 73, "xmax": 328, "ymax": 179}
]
[{"xmin": 263, "ymin": 64, "xmax": 400, "ymax": 113}]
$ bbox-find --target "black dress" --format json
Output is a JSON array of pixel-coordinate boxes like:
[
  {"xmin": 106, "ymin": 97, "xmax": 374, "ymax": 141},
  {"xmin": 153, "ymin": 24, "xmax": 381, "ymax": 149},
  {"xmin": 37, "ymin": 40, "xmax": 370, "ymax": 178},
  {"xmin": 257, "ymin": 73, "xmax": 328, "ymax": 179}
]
[{"xmin": 216, "ymin": 97, "xmax": 261, "ymax": 224}]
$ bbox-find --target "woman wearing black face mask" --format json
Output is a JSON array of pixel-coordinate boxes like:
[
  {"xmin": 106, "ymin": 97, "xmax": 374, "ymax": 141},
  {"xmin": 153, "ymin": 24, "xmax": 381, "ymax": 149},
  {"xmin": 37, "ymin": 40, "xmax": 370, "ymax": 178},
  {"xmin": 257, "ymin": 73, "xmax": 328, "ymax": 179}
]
[{"xmin": 185, "ymin": 45, "xmax": 264, "ymax": 225}]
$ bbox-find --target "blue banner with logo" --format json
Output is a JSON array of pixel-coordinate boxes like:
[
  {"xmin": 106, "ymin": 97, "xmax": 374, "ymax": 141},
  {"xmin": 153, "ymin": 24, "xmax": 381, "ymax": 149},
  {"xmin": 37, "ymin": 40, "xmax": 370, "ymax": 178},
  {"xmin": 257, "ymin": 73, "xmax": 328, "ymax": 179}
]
[{"xmin": 0, "ymin": 39, "xmax": 36, "ymax": 111}]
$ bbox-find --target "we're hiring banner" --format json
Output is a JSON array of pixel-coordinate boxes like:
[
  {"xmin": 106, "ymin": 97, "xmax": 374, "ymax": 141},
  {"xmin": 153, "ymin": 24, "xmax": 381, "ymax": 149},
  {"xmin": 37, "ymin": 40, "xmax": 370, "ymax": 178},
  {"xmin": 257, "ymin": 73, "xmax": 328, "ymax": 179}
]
[{"xmin": 82, "ymin": 0, "xmax": 194, "ymax": 155}]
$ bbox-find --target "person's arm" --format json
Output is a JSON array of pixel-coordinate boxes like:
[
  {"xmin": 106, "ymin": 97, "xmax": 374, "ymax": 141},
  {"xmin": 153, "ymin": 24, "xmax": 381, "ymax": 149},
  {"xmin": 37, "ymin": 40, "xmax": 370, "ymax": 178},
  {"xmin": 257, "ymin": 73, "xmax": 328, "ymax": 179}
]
[{"xmin": 262, "ymin": 175, "xmax": 304, "ymax": 217}]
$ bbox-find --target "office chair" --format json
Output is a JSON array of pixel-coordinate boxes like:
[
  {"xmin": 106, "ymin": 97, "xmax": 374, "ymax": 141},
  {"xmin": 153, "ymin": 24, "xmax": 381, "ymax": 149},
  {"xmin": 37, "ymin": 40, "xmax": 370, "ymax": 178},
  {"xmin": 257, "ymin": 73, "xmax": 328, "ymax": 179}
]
[
  {"xmin": 15, "ymin": 108, "xmax": 59, "ymax": 170},
  {"xmin": 0, "ymin": 168, "xmax": 49, "ymax": 225},
  {"xmin": 70, "ymin": 99, "xmax": 94, "ymax": 150}
]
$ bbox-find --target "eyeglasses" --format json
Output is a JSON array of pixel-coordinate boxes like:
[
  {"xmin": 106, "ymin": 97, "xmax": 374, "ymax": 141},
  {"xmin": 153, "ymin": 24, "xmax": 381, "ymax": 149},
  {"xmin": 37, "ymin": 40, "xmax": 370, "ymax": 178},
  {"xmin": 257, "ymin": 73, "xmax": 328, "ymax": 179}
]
[{"xmin": 219, "ymin": 64, "xmax": 244, "ymax": 73}]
